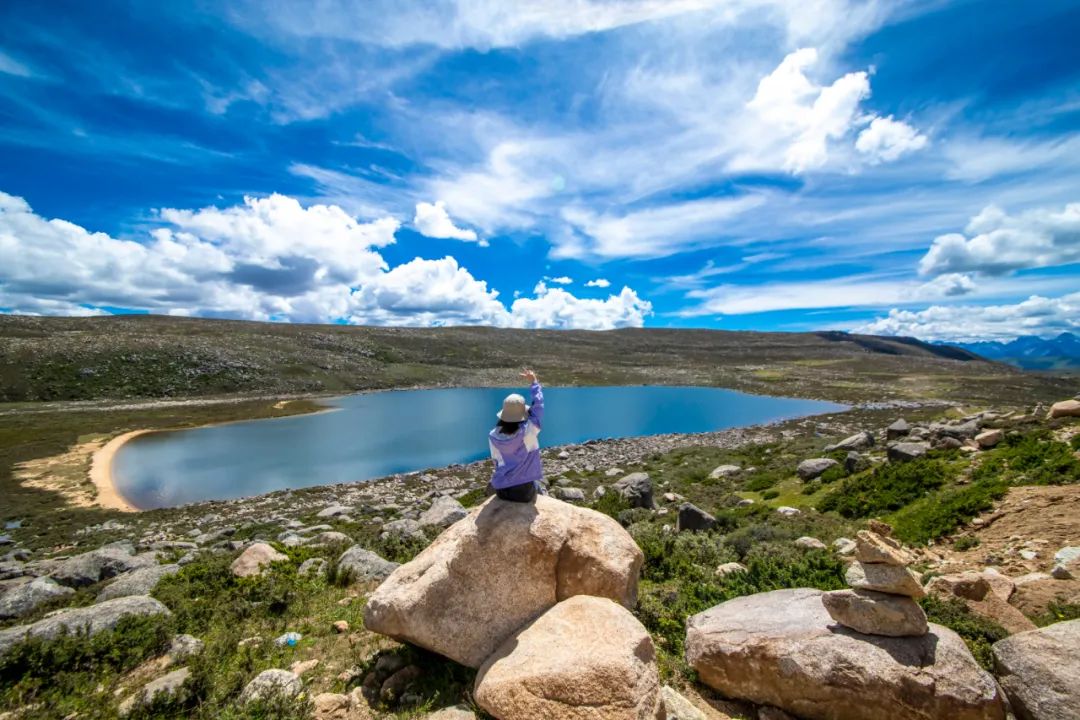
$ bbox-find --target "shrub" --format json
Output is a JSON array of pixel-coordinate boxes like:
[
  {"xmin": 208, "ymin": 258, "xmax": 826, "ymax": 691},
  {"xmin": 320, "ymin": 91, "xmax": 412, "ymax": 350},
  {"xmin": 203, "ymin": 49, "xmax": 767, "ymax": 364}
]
[
  {"xmin": 592, "ymin": 489, "xmax": 631, "ymax": 521},
  {"xmin": 889, "ymin": 478, "xmax": 1008, "ymax": 545},
  {"xmin": 973, "ymin": 431, "xmax": 1080, "ymax": 486},
  {"xmin": 744, "ymin": 473, "xmax": 783, "ymax": 492},
  {"xmin": 761, "ymin": 489, "xmax": 780, "ymax": 500},
  {"xmin": 920, "ymin": 595, "xmax": 1007, "ymax": 670},
  {"xmin": 457, "ymin": 487, "xmax": 489, "ymax": 507},
  {"xmin": 1035, "ymin": 602, "xmax": 1080, "ymax": 627},
  {"xmin": 1071, "ymin": 434, "xmax": 1080, "ymax": 451},
  {"xmin": 819, "ymin": 458, "xmax": 955, "ymax": 518},
  {"xmin": 953, "ymin": 535, "xmax": 981, "ymax": 551}
]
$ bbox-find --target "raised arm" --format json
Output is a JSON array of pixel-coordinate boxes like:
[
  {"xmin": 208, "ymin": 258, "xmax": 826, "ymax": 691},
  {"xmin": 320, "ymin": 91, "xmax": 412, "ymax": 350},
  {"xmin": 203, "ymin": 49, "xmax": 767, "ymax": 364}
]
[{"xmin": 522, "ymin": 369, "xmax": 544, "ymax": 429}]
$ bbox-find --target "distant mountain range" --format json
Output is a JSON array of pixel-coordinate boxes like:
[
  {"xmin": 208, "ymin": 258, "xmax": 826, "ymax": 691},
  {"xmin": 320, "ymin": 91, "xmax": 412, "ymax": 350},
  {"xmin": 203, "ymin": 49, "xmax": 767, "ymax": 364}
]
[{"xmin": 946, "ymin": 333, "xmax": 1080, "ymax": 371}]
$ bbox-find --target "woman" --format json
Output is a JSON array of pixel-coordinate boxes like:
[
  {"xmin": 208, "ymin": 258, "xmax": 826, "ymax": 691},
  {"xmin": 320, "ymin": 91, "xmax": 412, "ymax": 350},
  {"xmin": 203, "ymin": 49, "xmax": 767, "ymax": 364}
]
[{"xmin": 488, "ymin": 368, "xmax": 545, "ymax": 502}]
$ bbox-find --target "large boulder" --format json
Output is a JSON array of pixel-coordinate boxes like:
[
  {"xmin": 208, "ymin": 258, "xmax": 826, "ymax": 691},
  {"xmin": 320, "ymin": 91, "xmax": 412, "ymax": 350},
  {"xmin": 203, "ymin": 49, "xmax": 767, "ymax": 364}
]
[
  {"xmin": 1048, "ymin": 399, "xmax": 1080, "ymax": 418},
  {"xmin": 48, "ymin": 543, "xmax": 145, "ymax": 588},
  {"xmin": 685, "ymin": 589, "xmax": 1005, "ymax": 720},
  {"xmin": 887, "ymin": 442, "xmax": 929, "ymax": 463},
  {"xmin": 118, "ymin": 667, "xmax": 191, "ymax": 716},
  {"xmin": 419, "ymin": 495, "xmax": 469, "ymax": 529},
  {"xmin": 886, "ymin": 419, "xmax": 910, "ymax": 441},
  {"xmin": 0, "ymin": 595, "xmax": 171, "ymax": 656},
  {"xmin": 364, "ymin": 496, "xmax": 643, "ymax": 668},
  {"xmin": 336, "ymin": 546, "xmax": 398, "ymax": 583},
  {"xmin": 97, "ymin": 564, "xmax": 180, "ymax": 603},
  {"xmin": 613, "ymin": 473, "xmax": 654, "ymax": 509},
  {"xmin": 676, "ymin": 503, "xmax": 716, "ymax": 532},
  {"xmin": 241, "ymin": 669, "xmax": 302, "ymax": 704},
  {"xmin": 797, "ymin": 458, "xmax": 838, "ymax": 481},
  {"xmin": 992, "ymin": 619, "xmax": 1080, "ymax": 720},
  {"xmin": 926, "ymin": 572, "xmax": 1036, "ymax": 635},
  {"xmin": 0, "ymin": 576, "xmax": 75, "ymax": 619},
  {"xmin": 474, "ymin": 595, "xmax": 661, "ymax": 720},
  {"xmin": 231, "ymin": 543, "xmax": 288, "ymax": 577},
  {"xmin": 825, "ymin": 431, "xmax": 874, "ymax": 453}
]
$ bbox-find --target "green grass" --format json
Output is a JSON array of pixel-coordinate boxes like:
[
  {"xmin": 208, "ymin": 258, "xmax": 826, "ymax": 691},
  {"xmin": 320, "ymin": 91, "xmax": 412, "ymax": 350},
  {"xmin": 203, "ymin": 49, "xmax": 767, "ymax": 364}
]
[
  {"xmin": 818, "ymin": 456, "xmax": 958, "ymax": 519},
  {"xmin": 889, "ymin": 478, "xmax": 1009, "ymax": 545},
  {"xmin": 972, "ymin": 430, "xmax": 1080, "ymax": 486},
  {"xmin": 920, "ymin": 595, "xmax": 1008, "ymax": 671}
]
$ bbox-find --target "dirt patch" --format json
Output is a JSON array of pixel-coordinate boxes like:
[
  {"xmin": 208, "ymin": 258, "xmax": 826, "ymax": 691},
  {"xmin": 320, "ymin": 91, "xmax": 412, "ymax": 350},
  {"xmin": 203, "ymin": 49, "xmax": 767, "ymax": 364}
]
[{"xmin": 14, "ymin": 434, "xmax": 110, "ymax": 509}]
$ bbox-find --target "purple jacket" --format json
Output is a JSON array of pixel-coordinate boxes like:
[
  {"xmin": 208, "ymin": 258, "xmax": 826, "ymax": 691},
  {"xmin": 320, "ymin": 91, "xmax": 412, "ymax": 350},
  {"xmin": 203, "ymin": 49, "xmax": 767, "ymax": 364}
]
[{"xmin": 489, "ymin": 382, "xmax": 545, "ymax": 489}]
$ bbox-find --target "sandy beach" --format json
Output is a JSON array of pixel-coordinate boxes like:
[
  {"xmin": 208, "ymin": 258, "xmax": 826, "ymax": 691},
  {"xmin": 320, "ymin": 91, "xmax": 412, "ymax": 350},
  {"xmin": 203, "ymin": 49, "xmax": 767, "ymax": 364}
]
[{"xmin": 89, "ymin": 430, "xmax": 156, "ymax": 512}]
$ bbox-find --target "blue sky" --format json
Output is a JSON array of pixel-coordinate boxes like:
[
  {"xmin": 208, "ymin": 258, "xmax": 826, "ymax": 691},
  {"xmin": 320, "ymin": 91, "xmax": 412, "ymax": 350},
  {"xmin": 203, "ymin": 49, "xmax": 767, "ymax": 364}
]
[{"xmin": 1, "ymin": 0, "xmax": 1078, "ymax": 339}]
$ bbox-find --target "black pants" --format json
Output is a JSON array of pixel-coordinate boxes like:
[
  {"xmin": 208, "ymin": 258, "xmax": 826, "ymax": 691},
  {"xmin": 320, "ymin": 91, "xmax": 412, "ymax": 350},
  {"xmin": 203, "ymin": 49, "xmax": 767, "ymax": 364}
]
[{"xmin": 495, "ymin": 481, "xmax": 538, "ymax": 503}]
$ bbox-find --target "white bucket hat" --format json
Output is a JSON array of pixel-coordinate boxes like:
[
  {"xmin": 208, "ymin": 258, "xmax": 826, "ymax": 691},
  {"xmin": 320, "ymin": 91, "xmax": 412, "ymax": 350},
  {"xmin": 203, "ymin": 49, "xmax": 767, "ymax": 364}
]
[{"xmin": 497, "ymin": 393, "xmax": 528, "ymax": 422}]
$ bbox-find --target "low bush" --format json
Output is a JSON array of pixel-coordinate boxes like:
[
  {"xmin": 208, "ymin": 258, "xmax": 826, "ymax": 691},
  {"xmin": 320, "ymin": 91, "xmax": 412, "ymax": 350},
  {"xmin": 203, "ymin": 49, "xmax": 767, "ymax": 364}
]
[
  {"xmin": 953, "ymin": 535, "xmax": 981, "ymax": 551},
  {"xmin": 889, "ymin": 478, "xmax": 1008, "ymax": 545},
  {"xmin": 818, "ymin": 457, "xmax": 955, "ymax": 519},
  {"xmin": 920, "ymin": 595, "xmax": 1007, "ymax": 670},
  {"xmin": 761, "ymin": 489, "xmax": 780, "ymax": 500},
  {"xmin": 973, "ymin": 431, "xmax": 1080, "ymax": 486},
  {"xmin": 1035, "ymin": 601, "xmax": 1080, "ymax": 627}
]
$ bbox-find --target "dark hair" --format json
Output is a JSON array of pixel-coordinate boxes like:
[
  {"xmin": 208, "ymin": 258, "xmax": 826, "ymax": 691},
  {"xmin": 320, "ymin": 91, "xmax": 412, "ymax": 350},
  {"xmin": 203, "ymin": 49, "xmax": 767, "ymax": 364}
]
[{"xmin": 495, "ymin": 419, "xmax": 523, "ymax": 435}]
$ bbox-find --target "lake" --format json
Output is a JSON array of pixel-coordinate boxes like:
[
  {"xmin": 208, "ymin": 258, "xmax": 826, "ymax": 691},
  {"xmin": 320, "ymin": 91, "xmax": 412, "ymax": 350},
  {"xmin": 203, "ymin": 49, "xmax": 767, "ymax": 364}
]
[{"xmin": 112, "ymin": 386, "xmax": 845, "ymax": 509}]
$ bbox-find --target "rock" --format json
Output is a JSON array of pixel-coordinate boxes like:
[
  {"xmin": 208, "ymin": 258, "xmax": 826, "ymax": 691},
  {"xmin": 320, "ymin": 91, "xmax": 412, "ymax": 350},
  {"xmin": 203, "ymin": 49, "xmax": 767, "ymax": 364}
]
[
  {"xmin": 290, "ymin": 658, "xmax": 319, "ymax": 677},
  {"xmin": 614, "ymin": 472, "xmax": 654, "ymax": 509},
  {"xmin": 317, "ymin": 504, "xmax": 351, "ymax": 518},
  {"xmin": 311, "ymin": 531, "xmax": 351, "ymax": 545},
  {"xmin": 660, "ymin": 685, "xmax": 706, "ymax": 720},
  {"xmin": 796, "ymin": 458, "xmax": 838, "ymax": 481},
  {"xmin": 821, "ymin": 589, "xmax": 928, "ymax": 637},
  {"xmin": 1051, "ymin": 564, "xmax": 1073, "ymax": 580},
  {"xmin": 241, "ymin": 669, "xmax": 302, "ymax": 704},
  {"xmin": 854, "ymin": 530, "xmax": 915, "ymax": 566},
  {"xmin": 230, "ymin": 543, "xmax": 288, "ymax": 578},
  {"xmin": 927, "ymin": 573, "xmax": 1036, "ymax": 635},
  {"xmin": 980, "ymin": 570, "xmax": 1016, "ymax": 602},
  {"xmin": 676, "ymin": 503, "xmax": 716, "ymax": 532},
  {"xmin": 886, "ymin": 419, "xmax": 910, "ymax": 441},
  {"xmin": 0, "ymin": 595, "xmax": 171, "ymax": 656},
  {"xmin": 715, "ymin": 562, "xmax": 748, "ymax": 578},
  {"xmin": 554, "ymin": 487, "xmax": 587, "ymax": 502},
  {"xmin": 992, "ymin": 619, "xmax": 1080, "ymax": 720},
  {"xmin": 475, "ymin": 595, "xmax": 660, "ymax": 720},
  {"xmin": 48, "ymin": 544, "xmax": 140, "ymax": 587},
  {"xmin": 709, "ymin": 465, "xmax": 741, "ymax": 479},
  {"xmin": 332, "ymin": 620, "xmax": 349, "ymax": 633},
  {"xmin": 844, "ymin": 451, "xmax": 870, "ymax": 474},
  {"xmin": 927, "ymin": 572, "xmax": 993, "ymax": 601},
  {"xmin": 337, "ymin": 545, "xmax": 399, "ymax": 583},
  {"xmin": 824, "ymin": 431, "xmax": 874, "ymax": 453},
  {"xmin": 776, "ymin": 506, "xmax": 801, "ymax": 517},
  {"xmin": 758, "ymin": 708, "xmax": 797, "ymax": 720},
  {"xmin": 887, "ymin": 442, "xmax": 929, "ymax": 463},
  {"xmin": 976, "ymin": 429, "xmax": 1004, "ymax": 449},
  {"xmin": 419, "ymin": 495, "xmax": 469, "ymax": 528},
  {"xmin": 97, "ymin": 564, "xmax": 180, "ymax": 602},
  {"xmin": 833, "ymin": 538, "xmax": 856, "ymax": 555},
  {"xmin": 0, "ymin": 576, "xmax": 75, "ymax": 619},
  {"xmin": 790, "ymin": 536, "xmax": 824, "ymax": 551},
  {"xmin": 311, "ymin": 692, "xmax": 351, "ymax": 719},
  {"xmin": 169, "ymin": 634, "xmax": 204, "ymax": 661},
  {"xmin": 686, "ymin": 588, "xmax": 1005, "ymax": 720},
  {"xmin": 426, "ymin": 706, "xmax": 477, "ymax": 719},
  {"xmin": 382, "ymin": 518, "xmax": 424, "ymax": 539},
  {"xmin": 365, "ymin": 496, "xmax": 643, "ymax": 668},
  {"xmin": 1049, "ymin": 399, "xmax": 1080, "ymax": 418},
  {"xmin": 936, "ymin": 436, "xmax": 964, "ymax": 450},
  {"xmin": 934, "ymin": 420, "xmax": 980, "ymax": 440},
  {"xmin": 380, "ymin": 664, "xmax": 422, "ymax": 702},
  {"xmin": 846, "ymin": 561, "xmax": 926, "ymax": 598},
  {"xmin": 298, "ymin": 558, "xmax": 328, "ymax": 577},
  {"xmin": 736, "ymin": 498, "xmax": 755, "ymax": 507},
  {"xmin": 118, "ymin": 667, "xmax": 190, "ymax": 716},
  {"xmin": 1053, "ymin": 546, "xmax": 1080, "ymax": 567}
]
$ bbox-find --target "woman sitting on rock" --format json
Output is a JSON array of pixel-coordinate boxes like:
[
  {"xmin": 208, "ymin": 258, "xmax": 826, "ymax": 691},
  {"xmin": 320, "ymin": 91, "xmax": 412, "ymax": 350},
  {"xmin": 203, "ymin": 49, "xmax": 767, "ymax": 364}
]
[{"xmin": 488, "ymin": 368, "xmax": 545, "ymax": 502}]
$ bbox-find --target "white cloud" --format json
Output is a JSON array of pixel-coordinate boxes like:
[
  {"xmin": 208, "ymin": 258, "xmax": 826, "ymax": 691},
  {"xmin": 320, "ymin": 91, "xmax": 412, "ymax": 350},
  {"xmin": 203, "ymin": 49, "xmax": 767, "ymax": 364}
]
[
  {"xmin": 856, "ymin": 115, "xmax": 927, "ymax": 163},
  {"xmin": 0, "ymin": 190, "xmax": 651, "ymax": 331},
  {"xmin": 585, "ymin": 278, "xmax": 611, "ymax": 288},
  {"xmin": 547, "ymin": 276, "xmax": 573, "ymax": 285},
  {"xmin": 915, "ymin": 272, "xmax": 976, "ymax": 298},
  {"xmin": 919, "ymin": 202, "xmax": 1080, "ymax": 276},
  {"xmin": 413, "ymin": 200, "xmax": 486, "ymax": 245},
  {"xmin": 856, "ymin": 293, "xmax": 1080, "ymax": 342},
  {"xmin": 509, "ymin": 285, "xmax": 653, "ymax": 330}
]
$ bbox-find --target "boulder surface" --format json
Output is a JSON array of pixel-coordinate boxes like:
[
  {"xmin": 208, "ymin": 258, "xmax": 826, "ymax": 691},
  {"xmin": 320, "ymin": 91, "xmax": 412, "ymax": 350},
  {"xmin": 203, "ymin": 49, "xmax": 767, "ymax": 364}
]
[
  {"xmin": 230, "ymin": 543, "xmax": 288, "ymax": 578},
  {"xmin": 992, "ymin": 618, "xmax": 1080, "ymax": 720},
  {"xmin": 0, "ymin": 576, "xmax": 74, "ymax": 619},
  {"xmin": 821, "ymin": 589, "xmax": 928, "ymax": 637},
  {"xmin": 475, "ymin": 595, "xmax": 661, "ymax": 720},
  {"xmin": 364, "ymin": 496, "xmax": 643, "ymax": 668},
  {"xmin": 0, "ymin": 595, "xmax": 170, "ymax": 656},
  {"xmin": 685, "ymin": 588, "xmax": 1004, "ymax": 720}
]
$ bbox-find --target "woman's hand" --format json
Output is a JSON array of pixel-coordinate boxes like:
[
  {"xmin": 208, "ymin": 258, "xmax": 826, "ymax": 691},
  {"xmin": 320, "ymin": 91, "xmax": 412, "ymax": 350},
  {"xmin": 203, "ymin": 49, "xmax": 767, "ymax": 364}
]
[{"xmin": 520, "ymin": 368, "xmax": 538, "ymax": 384}]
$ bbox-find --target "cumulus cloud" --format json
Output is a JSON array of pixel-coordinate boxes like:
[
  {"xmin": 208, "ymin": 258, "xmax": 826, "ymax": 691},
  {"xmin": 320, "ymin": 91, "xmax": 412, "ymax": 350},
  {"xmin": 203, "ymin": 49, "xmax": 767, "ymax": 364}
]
[
  {"xmin": 585, "ymin": 278, "xmax": 611, "ymax": 288},
  {"xmin": 919, "ymin": 202, "xmax": 1080, "ymax": 276},
  {"xmin": 856, "ymin": 293, "xmax": 1080, "ymax": 342},
  {"xmin": 509, "ymin": 284, "xmax": 653, "ymax": 330},
  {"xmin": 0, "ymin": 190, "xmax": 649, "ymax": 330},
  {"xmin": 855, "ymin": 115, "xmax": 927, "ymax": 163},
  {"xmin": 547, "ymin": 276, "xmax": 573, "ymax": 285},
  {"xmin": 915, "ymin": 272, "xmax": 976, "ymax": 298},
  {"xmin": 413, "ymin": 200, "xmax": 486, "ymax": 245}
]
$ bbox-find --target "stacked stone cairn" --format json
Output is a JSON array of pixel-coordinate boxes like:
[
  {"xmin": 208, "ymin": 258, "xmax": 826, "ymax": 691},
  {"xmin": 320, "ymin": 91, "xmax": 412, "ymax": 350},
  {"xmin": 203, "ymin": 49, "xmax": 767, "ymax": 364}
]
[{"xmin": 821, "ymin": 522, "xmax": 929, "ymax": 637}]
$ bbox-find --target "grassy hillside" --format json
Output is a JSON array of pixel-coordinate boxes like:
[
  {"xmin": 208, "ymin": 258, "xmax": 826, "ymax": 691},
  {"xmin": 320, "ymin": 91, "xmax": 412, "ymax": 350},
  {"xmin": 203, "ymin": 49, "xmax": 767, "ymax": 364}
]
[{"xmin": 1, "ymin": 315, "xmax": 1074, "ymax": 405}]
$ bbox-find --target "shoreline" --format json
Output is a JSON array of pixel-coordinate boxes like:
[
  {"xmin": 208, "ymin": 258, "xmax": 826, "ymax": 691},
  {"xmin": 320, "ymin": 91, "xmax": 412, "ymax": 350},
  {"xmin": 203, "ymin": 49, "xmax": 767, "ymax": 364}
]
[{"xmin": 89, "ymin": 430, "xmax": 156, "ymax": 512}]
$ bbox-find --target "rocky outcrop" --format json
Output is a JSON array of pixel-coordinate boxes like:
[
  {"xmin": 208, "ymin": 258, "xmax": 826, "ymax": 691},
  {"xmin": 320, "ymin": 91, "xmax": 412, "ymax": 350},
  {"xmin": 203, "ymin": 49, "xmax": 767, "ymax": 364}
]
[
  {"xmin": 887, "ymin": 442, "xmax": 929, "ymax": 463},
  {"xmin": 613, "ymin": 472, "xmax": 654, "ymax": 509},
  {"xmin": 119, "ymin": 667, "xmax": 190, "ymax": 716},
  {"xmin": 824, "ymin": 431, "xmax": 874, "ymax": 453},
  {"xmin": 48, "ymin": 543, "xmax": 152, "ymax": 587},
  {"xmin": 992, "ymin": 619, "xmax": 1080, "ymax": 720},
  {"xmin": 418, "ymin": 495, "xmax": 468, "ymax": 529},
  {"xmin": 685, "ymin": 588, "xmax": 1005, "ymax": 720},
  {"xmin": 886, "ymin": 418, "xmax": 910, "ymax": 440},
  {"xmin": 1048, "ymin": 399, "xmax": 1080, "ymax": 418},
  {"xmin": 676, "ymin": 503, "xmax": 716, "ymax": 532},
  {"xmin": 474, "ymin": 595, "xmax": 661, "ymax": 720},
  {"xmin": 0, "ymin": 576, "xmax": 74, "ymax": 619},
  {"xmin": 927, "ymin": 572, "xmax": 1036, "ymax": 635},
  {"xmin": 336, "ymin": 546, "xmax": 398, "ymax": 583},
  {"xmin": 0, "ymin": 595, "xmax": 171, "ymax": 656},
  {"xmin": 230, "ymin": 543, "xmax": 288, "ymax": 577},
  {"xmin": 97, "ymin": 564, "xmax": 179, "ymax": 602},
  {"xmin": 241, "ymin": 668, "xmax": 302, "ymax": 704},
  {"xmin": 364, "ymin": 496, "xmax": 643, "ymax": 668},
  {"xmin": 796, "ymin": 458, "xmax": 838, "ymax": 481}
]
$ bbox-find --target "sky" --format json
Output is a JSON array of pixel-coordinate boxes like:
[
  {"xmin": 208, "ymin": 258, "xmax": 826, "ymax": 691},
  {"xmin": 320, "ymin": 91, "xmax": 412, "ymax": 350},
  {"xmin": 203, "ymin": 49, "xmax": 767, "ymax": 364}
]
[{"xmin": 1, "ymin": 0, "xmax": 1078, "ymax": 340}]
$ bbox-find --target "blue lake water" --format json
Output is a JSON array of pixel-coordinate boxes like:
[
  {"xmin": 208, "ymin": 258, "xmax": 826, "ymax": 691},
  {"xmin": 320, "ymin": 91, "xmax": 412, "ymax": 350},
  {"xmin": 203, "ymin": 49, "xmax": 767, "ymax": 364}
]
[{"xmin": 112, "ymin": 386, "xmax": 845, "ymax": 509}]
